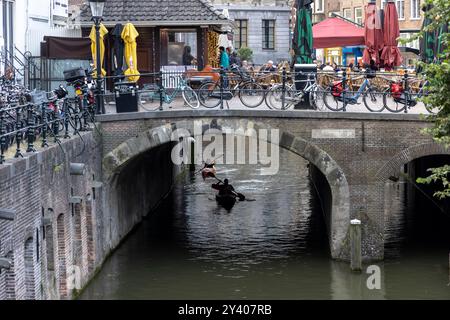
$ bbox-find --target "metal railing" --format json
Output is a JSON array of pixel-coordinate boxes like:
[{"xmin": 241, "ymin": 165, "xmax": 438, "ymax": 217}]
[
  {"xmin": 0, "ymin": 87, "xmax": 96, "ymax": 165},
  {"xmin": 96, "ymin": 67, "xmax": 432, "ymax": 114}
]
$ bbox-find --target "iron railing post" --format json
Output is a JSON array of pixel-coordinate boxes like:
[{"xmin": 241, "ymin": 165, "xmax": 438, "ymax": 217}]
[
  {"xmin": 220, "ymin": 67, "xmax": 224, "ymax": 110},
  {"xmin": 14, "ymin": 107, "xmax": 23, "ymax": 158},
  {"xmin": 0, "ymin": 109, "xmax": 5, "ymax": 164},
  {"xmin": 41, "ymin": 103, "xmax": 48, "ymax": 148},
  {"xmin": 26, "ymin": 103, "xmax": 36, "ymax": 153},
  {"xmin": 282, "ymin": 67, "xmax": 287, "ymax": 110},
  {"xmin": 159, "ymin": 71, "xmax": 164, "ymax": 111},
  {"xmin": 342, "ymin": 69, "xmax": 347, "ymax": 112},
  {"xmin": 403, "ymin": 72, "xmax": 409, "ymax": 114},
  {"xmin": 63, "ymin": 100, "xmax": 70, "ymax": 139}
]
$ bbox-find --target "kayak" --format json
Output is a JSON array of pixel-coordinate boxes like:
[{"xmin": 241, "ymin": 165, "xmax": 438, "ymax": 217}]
[
  {"xmin": 215, "ymin": 193, "xmax": 237, "ymax": 209},
  {"xmin": 201, "ymin": 167, "xmax": 216, "ymax": 180}
]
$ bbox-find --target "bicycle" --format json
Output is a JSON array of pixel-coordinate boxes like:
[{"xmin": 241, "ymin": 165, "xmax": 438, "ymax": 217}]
[
  {"xmin": 139, "ymin": 74, "xmax": 199, "ymax": 109},
  {"xmin": 383, "ymin": 76, "xmax": 436, "ymax": 114},
  {"xmin": 265, "ymin": 71, "xmax": 323, "ymax": 110},
  {"xmin": 323, "ymin": 71, "xmax": 385, "ymax": 112},
  {"xmin": 197, "ymin": 65, "xmax": 265, "ymax": 109}
]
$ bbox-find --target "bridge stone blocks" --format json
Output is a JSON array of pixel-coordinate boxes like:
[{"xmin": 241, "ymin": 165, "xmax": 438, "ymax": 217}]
[{"xmin": 97, "ymin": 110, "xmax": 450, "ymax": 262}]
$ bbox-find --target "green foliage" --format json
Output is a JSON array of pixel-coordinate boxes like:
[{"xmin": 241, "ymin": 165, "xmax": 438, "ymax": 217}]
[
  {"xmin": 416, "ymin": 165, "xmax": 450, "ymax": 199},
  {"xmin": 408, "ymin": 0, "xmax": 450, "ymax": 198},
  {"xmin": 237, "ymin": 47, "xmax": 253, "ymax": 62}
]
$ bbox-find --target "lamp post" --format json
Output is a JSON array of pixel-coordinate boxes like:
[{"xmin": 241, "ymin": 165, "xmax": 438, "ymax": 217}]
[{"xmin": 89, "ymin": 0, "xmax": 106, "ymax": 115}]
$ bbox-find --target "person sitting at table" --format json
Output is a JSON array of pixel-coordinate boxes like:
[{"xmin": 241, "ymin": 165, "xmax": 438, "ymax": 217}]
[{"xmin": 261, "ymin": 60, "xmax": 277, "ymax": 72}]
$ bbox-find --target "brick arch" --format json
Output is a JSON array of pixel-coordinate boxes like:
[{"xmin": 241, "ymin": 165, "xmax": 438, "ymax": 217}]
[
  {"xmin": 102, "ymin": 120, "xmax": 351, "ymax": 259},
  {"xmin": 56, "ymin": 213, "xmax": 68, "ymax": 298},
  {"xmin": 4, "ymin": 251, "xmax": 15, "ymax": 300},
  {"xmin": 23, "ymin": 237, "xmax": 35, "ymax": 300},
  {"xmin": 374, "ymin": 143, "xmax": 450, "ymax": 182}
]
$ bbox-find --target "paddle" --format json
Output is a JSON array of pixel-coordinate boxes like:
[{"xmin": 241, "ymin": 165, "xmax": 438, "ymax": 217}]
[{"xmin": 213, "ymin": 176, "xmax": 246, "ymax": 201}]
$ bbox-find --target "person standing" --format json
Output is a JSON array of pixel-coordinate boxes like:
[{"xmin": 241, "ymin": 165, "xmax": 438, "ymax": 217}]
[{"xmin": 219, "ymin": 46, "xmax": 230, "ymax": 69}]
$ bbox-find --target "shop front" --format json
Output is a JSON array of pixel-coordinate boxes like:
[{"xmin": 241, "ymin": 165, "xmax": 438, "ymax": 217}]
[{"xmin": 78, "ymin": 0, "xmax": 230, "ymax": 89}]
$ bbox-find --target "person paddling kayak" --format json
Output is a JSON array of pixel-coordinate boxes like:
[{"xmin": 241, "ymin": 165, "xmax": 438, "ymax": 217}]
[
  {"xmin": 201, "ymin": 160, "xmax": 216, "ymax": 180},
  {"xmin": 212, "ymin": 178, "xmax": 235, "ymax": 195}
]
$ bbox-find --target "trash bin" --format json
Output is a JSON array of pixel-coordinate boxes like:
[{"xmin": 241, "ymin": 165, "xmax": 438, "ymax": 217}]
[
  {"xmin": 114, "ymin": 81, "xmax": 138, "ymax": 113},
  {"xmin": 294, "ymin": 64, "xmax": 317, "ymax": 109}
]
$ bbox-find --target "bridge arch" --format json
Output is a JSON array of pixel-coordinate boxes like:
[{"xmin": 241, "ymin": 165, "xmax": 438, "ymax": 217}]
[
  {"xmin": 372, "ymin": 143, "xmax": 450, "ymax": 258},
  {"xmin": 374, "ymin": 143, "xmax": 450, "ymax": 182},
  {"xmin": 102, "ymin": 120, "xmax": 351, "ymax": 260}
]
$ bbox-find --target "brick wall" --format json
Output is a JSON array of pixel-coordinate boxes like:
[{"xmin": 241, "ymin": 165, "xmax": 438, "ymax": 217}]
[{"xmin": 0, "ymin": 133, "xmax": 103, "ymax": 300}]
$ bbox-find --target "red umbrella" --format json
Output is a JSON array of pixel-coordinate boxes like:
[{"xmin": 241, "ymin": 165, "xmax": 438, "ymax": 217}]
[
  {"xmin": 363, "ymin": 3, "xmax": 384, "ymax": 65},
  {"xmin": 380, "ymin": 1, "xmax": 403, "ymax": 69}
]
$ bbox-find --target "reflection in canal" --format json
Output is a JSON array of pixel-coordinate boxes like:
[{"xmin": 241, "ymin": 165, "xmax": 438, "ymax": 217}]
[{"xmin": 80, "ymin": 149, "xmax": 450, "ymax": 300}]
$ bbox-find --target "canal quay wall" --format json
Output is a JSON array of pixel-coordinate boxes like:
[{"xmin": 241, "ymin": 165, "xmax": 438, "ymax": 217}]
[{"xmin": 0, "ymin": 132, "xmax": 179, "ymax": 300}]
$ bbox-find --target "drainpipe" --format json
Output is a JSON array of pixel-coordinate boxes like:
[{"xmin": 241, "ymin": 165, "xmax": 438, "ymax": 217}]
[{"xmin": 25, "ymin": 0, "xmax": 29, "ymax": 53}]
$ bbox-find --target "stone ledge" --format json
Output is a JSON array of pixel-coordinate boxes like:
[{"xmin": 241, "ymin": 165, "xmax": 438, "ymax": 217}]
[{"xmin": 96, "ymin": 109, "xmax": 428, "ymax": 123}]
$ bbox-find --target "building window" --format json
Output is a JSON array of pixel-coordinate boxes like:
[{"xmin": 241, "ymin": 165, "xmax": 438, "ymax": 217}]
[
  {"xmin": 411, "ymin": 0, "xmax": 421, "ymax": 19},
  {"xmin": 315, "ymin": 0, "xmax": 324, "ymax": 13},
  {"xmin": 343, "ymin": 8, "xmax": 352, "ymax": 20},
  {"xmin": 262, "ymin": 20, "xmax": 275, "ymax": 50},
  {"xmin": 396, "ymin": 0, "xmax": 405, "ymax": 20},
  {"xmin": 234, "ymin": 19, "xmax": 248, "ymax": 49},
  {"xmin": 354, "ymin": 7, "xmax": 363, "ymax": 25}
]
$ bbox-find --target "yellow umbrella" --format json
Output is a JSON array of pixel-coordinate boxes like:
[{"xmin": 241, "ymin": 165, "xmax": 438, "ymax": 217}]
[
  {"xmin": 89, "ymin": 23, "xmax": 109, "ymax": 77},
  {"xmin": 121, "ymin": 23, "xmax": 140, "ymax": 82}
]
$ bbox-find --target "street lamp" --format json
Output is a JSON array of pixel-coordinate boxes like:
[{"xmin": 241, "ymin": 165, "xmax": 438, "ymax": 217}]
[{"xmin": 89, "ymin": 0, "xmax": 106, "ymax": 115}]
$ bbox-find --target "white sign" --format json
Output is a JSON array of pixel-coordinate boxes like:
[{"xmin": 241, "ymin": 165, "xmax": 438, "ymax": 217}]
[{"xmin": 312, "ymin": 129, "xmax": 356, "ymax": 139}]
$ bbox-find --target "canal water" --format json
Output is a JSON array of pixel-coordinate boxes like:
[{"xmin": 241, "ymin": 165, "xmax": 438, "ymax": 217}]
[{"xmin": 80, "ymin": 149, "xmax": 450, "ymax": 300}]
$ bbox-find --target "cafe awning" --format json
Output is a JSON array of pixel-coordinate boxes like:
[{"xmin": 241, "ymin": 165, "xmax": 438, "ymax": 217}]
[{"xmin": 312, "ymin": 17, "xmax": 365, "ymax": 49}]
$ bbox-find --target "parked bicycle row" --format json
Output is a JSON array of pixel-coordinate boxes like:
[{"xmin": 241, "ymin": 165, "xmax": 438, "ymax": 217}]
[
  {"xmin": 0, "ymin": 66, "xmax": 98, "ymax": 164},
  {"xmin": 99, "ymin": 66, "xmax": 434, "ymax": 114}
]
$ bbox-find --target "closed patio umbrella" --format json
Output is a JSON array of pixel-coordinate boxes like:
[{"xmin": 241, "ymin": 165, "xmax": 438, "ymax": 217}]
[
  {"xmin": 435, "ymin": 23, "xmax": 449, "ymax": 61},
  {"xmin": 380, "ymin": 1, "xmax": 402, "ymax": 69},
  {"xmin": 89, "ymin": 23, "xmax": 108, "ymax": 77},
  {"xmin": 362, "ymin": 2, "xmax": 384, "ymax": 65},
  {"xmin": 420, "ymin": 4, "xmax": 436, "ymax": 63},
  {"xmin": 121, "ymin": 22, "xmax": 140, "ymax": 82},
  {"xmin": 112, "ymin": 23, "xmax": 124, "ymax": 77},
  {"xmin": 292, "ymin": 0, "xmax": 313, "ymax": 64}
]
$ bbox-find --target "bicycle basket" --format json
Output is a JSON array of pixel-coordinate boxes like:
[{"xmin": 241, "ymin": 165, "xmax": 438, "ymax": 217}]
[{"xmin": 390, "ymin": 82, "xmax": 403, "ymax": 99}]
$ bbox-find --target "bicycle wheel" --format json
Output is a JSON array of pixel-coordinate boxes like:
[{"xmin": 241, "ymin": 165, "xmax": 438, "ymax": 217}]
[
  {"xmin": 265, "ymin": 84, "xmax": 295, "ymax": 110},
  {"xmin": 182, "ymin": 86, "xmax": 200, "ymax": 109},
  {"xmin": 198, "ymin": 82, "xmax": 221, "ymax": 109},
  {"xmin": 309, "ymin": 84, "xmax": 326, "ymax": 111},
  {"xmin": 323, "ymin": 86, "xmax": 345, "ymax": 111},
  {"xmin": 238, "ymin": 82, "xmax": 265, "ymax": 108},
  {"xmin": 363, "ymin": 87, "xmax": 385, "ymax": 112},
  {"xmin": 383, "ymin": 88, "xmax": 406, "ymax": 113}
]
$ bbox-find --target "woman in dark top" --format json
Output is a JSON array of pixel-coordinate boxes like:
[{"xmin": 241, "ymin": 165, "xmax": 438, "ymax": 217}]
[{"xmin": 182, "ymin": 46, "xmax": 195, "ymax": 66}]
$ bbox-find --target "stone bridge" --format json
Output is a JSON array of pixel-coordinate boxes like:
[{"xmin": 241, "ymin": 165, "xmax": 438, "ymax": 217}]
[{"xmin": 97, "ymin": 109, "xmax": 450, "ymax": 262}]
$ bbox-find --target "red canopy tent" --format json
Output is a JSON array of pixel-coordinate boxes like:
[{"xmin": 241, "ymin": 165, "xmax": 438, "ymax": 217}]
[{"xmin": 312, "ymin": 18, "xmax": 365, "ymax": 49}]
